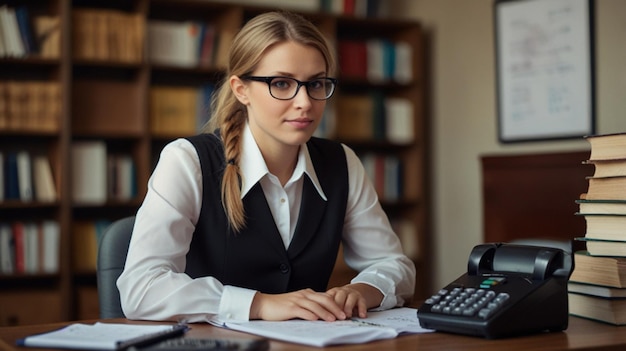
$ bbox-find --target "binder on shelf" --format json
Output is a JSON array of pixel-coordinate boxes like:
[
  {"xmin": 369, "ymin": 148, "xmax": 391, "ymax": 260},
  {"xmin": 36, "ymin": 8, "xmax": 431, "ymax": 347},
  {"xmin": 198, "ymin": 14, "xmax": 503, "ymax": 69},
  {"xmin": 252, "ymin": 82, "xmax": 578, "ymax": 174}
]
[{"xmin": 71, "ymin": 141, "xmax": 107, "ymax": 205}]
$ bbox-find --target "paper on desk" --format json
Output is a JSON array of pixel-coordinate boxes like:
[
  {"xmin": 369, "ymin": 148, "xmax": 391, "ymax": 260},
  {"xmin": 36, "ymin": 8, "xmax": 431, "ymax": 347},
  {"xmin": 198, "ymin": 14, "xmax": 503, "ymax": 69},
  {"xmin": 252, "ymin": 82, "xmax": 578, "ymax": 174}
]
[
  {"xmin": 17, "ymin": 322, "xmax": 178, "ymax": 350},
  {"xmin": 211, "ymin": 307, "xmax": 434, "ymax": 347}
]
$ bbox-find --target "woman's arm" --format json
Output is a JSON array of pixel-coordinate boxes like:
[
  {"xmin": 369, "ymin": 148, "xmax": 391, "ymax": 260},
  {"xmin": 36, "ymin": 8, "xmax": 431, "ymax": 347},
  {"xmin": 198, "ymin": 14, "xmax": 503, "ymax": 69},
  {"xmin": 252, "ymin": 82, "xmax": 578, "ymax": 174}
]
[
  {"xmin": 336, "ymin": 145, "xmax": 417, "ymax": 311},
  {"xmin": 117, "ymin": 139, "xmax": 257, "ymax": 323}
]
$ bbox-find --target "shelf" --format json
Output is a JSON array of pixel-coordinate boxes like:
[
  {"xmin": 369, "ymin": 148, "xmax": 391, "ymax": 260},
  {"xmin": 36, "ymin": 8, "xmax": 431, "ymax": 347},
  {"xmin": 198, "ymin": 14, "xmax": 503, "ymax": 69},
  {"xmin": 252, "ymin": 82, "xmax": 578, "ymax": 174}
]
[{"xmin": 0, "ymin": 0, "xmax": 429, "ymax": 324}]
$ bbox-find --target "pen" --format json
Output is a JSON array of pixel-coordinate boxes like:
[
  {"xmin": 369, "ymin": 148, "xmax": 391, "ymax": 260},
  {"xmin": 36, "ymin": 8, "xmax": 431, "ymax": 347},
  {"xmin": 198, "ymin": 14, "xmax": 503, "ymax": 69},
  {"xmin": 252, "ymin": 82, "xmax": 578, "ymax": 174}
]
[{"xmin": 116, "ymin": 324, "xmax": 189, "ymax": 350}]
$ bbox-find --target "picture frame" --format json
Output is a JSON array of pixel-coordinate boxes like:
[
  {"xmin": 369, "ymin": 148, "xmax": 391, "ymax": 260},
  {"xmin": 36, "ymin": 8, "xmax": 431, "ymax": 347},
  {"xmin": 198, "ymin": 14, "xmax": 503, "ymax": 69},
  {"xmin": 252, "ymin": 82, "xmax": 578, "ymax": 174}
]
[{"xmin": 494, "ymin": 0, "xmax": 595, "ymax": 143}]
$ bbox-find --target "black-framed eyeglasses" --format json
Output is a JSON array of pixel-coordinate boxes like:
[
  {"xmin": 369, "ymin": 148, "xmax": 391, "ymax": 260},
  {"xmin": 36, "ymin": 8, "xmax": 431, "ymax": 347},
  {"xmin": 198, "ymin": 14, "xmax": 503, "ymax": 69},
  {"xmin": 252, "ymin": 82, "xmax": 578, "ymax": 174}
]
[{"xmin": 240, "ymin": 76, "xmax": 337, "ymax": 101}]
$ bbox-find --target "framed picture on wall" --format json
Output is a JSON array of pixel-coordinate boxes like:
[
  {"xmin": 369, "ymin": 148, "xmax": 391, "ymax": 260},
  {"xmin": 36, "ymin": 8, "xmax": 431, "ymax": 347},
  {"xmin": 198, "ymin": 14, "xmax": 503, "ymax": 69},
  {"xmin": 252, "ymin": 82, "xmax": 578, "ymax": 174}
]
[{"xmin": 494, "ymin": 0, "xmax": 595, "ymax": 143}]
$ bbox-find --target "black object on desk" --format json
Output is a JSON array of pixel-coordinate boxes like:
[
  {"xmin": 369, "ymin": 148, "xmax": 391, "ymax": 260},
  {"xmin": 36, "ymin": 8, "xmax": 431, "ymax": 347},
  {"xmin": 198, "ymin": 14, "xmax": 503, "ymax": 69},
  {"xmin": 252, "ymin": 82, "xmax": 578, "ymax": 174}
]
[
  {"xmin": 417, "ymin": 241, "xmax": 574, "ymax": 339},
  {"xmin": 132, "ymin": 337, "xmax": 270, "ymax": 351}
]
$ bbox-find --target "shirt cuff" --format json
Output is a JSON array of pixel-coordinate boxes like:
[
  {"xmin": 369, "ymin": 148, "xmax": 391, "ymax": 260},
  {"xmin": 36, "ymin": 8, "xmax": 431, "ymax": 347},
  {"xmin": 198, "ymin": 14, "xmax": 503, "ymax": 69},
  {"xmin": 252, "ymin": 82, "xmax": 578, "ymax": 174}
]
[
  {"xmin": 351, "ymin": 272, "xmax": 397, "ymax": 311},
  {"xmin": 219, "ymin": 285, "xmax": 257, "ymax": 321}
]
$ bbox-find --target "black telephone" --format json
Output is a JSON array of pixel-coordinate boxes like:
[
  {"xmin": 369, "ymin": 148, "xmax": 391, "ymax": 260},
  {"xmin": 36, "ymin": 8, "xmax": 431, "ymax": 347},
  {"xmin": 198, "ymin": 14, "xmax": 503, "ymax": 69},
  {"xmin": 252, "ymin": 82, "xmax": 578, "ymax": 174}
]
[{"xmin": 416, "ymin": 241, "xmax": 574, "ymax": 339}]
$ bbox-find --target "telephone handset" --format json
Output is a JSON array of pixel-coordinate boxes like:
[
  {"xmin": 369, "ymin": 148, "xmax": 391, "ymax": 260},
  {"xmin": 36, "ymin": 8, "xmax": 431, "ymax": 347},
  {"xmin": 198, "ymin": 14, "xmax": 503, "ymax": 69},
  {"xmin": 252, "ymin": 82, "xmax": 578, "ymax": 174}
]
[{"xmin": 417, "ymin": 241, "xmax": 573, "ymax": 339}]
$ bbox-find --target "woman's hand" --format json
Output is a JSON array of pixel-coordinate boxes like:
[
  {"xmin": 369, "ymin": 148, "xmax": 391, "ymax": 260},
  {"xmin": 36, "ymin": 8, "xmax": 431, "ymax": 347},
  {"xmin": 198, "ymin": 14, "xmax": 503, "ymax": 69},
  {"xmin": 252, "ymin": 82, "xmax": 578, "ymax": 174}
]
[
  {"xmin": 326, "ymin": 283, "xmax": 384, "ymax": 319},
  {"xmin": 250, "ymin": 288, "xmax": 347, "ymax": 321}
]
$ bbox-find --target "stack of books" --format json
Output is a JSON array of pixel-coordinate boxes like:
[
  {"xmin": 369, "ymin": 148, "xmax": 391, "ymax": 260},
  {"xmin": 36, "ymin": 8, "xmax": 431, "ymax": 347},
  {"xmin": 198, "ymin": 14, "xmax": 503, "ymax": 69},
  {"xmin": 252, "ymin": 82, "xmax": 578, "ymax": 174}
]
[{"xmin": 569, "ymin": 132, "xmax": 626, "ymax": 325}]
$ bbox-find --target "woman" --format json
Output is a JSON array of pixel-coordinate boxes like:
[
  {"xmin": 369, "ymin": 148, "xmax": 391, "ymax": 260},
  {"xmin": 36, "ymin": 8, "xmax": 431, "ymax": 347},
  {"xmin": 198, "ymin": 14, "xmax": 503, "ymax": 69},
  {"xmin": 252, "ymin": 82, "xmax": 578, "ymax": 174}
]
[{"xmin": 117, "ymin": 11, "xmax": 416, "ymax": 324}]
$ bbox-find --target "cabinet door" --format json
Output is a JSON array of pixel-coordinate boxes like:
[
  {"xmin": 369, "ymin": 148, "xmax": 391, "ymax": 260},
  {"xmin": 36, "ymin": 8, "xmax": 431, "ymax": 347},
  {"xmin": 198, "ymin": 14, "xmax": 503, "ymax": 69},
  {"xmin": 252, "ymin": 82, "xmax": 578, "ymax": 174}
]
[{"xmin": 0, "ymin": 290, "xmax": 63, "ymax": 326}]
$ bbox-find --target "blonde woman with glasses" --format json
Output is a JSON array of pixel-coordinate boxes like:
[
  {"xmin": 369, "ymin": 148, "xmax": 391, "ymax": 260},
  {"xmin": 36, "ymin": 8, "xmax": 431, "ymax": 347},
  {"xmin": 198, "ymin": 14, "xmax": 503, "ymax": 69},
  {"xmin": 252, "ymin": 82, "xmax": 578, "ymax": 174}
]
[{"xmin": 118, "ymin": 11, "xmax": 416, "ymax": 324}]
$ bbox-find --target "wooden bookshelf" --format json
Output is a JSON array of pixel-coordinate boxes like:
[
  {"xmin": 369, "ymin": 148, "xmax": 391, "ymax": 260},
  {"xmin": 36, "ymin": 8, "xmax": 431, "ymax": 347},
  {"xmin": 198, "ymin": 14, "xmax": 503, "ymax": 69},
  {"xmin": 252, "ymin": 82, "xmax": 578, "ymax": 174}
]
[{"xmin": 0, "ymin": 0, "xmax": 429, "ymax": 324}]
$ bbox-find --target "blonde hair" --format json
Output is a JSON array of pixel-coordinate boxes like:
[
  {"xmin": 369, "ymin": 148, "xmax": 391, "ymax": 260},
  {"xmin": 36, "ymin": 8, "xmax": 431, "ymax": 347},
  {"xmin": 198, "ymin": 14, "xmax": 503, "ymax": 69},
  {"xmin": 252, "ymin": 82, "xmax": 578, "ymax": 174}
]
[{"xmin": 203, "ymin": 11, "xmax": 336, "ymax": 232}]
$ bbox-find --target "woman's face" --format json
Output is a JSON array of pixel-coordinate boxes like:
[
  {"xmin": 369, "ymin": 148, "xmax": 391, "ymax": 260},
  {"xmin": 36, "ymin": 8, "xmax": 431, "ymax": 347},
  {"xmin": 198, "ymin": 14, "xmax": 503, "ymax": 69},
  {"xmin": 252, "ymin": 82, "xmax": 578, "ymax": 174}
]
[{"xmin": 234, "ymin": 41, "xmax": 329, "ymax": 154}]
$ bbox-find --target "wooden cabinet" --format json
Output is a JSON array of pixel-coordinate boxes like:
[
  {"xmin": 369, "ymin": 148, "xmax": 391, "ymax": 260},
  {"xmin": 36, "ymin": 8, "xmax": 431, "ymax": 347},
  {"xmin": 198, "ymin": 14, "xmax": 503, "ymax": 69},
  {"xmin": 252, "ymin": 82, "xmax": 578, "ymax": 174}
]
[{"xmin": 0, "ymin": 0, "xmax": 429, "ymax": 323}]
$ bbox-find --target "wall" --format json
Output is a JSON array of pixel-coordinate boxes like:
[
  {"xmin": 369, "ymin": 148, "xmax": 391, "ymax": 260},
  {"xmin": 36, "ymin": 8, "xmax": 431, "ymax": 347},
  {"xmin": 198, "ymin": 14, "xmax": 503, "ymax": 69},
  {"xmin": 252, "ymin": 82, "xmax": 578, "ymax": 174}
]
[{"xmin": 391, "ymin": 0, "xmax": 626, "ymax": 289}]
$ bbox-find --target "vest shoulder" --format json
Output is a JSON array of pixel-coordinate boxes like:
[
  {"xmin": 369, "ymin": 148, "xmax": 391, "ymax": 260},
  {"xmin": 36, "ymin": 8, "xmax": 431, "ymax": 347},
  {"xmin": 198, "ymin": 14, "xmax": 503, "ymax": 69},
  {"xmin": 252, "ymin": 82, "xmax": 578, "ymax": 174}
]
[{"xmin": 307, "ymin": 137, "xmax": 344, "ymax": 153}]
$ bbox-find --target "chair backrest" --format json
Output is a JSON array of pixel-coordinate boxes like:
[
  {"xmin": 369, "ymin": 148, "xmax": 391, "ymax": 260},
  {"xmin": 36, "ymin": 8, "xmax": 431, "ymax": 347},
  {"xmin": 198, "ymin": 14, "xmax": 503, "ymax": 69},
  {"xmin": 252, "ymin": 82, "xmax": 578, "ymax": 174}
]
[{"xmin": 96, "ymin": 216, "xmax": 135, "ymax": 319}]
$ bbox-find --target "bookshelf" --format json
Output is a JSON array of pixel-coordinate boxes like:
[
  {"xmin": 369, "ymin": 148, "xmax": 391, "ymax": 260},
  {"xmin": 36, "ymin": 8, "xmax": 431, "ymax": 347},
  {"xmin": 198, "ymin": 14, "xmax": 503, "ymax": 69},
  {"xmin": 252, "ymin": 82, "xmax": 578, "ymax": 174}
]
[{"xmin": 0, "ymin": 0, "xmax": 429, "ymax": 325}]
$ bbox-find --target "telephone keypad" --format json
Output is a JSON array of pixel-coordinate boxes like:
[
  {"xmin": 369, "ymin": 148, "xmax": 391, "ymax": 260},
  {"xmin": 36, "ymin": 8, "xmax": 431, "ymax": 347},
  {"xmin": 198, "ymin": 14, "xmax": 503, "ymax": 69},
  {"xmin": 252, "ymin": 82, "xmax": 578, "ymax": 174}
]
[{"xmin": 425, "ymin": 286, "xmax": 510, "ymax": 320}]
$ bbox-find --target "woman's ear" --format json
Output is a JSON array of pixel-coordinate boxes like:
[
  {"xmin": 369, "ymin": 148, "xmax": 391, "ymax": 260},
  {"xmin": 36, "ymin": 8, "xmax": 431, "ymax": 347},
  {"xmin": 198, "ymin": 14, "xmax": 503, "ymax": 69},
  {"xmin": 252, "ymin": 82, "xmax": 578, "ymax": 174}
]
[{"xmin": 230, "ymin": 75, "xmax": 250, "ymax": 105}]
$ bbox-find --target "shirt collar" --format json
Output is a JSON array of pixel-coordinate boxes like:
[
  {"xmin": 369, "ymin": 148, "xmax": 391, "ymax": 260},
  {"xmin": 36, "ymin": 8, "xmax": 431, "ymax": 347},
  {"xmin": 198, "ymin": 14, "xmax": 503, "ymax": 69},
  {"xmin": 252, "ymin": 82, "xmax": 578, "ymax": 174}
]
[{"xmin": 239, "ymin": 123, "xmax": 327, "ymax": 201}]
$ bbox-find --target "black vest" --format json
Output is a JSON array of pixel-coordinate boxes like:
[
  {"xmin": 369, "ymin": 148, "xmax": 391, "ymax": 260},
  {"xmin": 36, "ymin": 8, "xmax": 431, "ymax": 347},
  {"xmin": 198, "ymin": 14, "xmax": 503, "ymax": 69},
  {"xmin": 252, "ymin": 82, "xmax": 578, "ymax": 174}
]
[{"xmin": 184, "ymin": 133, "xmax": 348, "ymax": 293}]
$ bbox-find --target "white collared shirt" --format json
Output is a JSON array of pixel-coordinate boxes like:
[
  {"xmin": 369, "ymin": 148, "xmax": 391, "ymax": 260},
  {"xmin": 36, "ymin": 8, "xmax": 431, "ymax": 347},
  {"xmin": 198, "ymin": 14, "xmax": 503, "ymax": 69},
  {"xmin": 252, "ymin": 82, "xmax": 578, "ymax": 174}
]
[{"xmin": 117, "ymin": 124, "xmax": 416, "ymax": 323}]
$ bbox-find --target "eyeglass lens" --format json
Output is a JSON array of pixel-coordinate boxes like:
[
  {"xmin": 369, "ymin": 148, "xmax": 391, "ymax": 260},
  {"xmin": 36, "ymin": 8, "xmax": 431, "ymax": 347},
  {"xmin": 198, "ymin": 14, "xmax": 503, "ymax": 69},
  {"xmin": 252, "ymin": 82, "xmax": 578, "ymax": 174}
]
[{"xmin": 269, "ymin": 77, "xmax": 335, "ymax": 100}]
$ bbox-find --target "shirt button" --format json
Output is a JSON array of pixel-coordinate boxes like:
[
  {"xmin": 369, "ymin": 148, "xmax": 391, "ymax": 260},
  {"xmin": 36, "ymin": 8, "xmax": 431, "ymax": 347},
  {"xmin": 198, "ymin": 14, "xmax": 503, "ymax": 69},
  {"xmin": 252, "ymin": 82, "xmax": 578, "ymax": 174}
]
[
  {"xmin": 279, "ymin": 263, "xmax": 289, "ymax": 274},
  {"xmin": 280, "ymin": 198, "xmax": 286, "ymax": 204}
]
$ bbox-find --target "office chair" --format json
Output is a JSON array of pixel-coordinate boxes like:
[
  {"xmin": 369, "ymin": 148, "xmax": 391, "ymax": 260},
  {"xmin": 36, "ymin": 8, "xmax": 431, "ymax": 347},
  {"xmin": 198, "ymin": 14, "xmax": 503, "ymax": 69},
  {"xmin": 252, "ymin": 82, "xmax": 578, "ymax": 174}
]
[{"xmin": 96, "ymin": 216, "xmax": 135, "ymax": 318}]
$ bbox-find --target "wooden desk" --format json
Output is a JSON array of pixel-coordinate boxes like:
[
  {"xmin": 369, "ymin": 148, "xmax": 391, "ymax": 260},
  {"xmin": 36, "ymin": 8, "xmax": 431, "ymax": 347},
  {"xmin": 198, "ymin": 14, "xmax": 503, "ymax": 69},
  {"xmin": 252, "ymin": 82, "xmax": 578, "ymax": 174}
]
[{"xmin": 0, "ymin": 316, "xmax": 624, "ymax": 351}]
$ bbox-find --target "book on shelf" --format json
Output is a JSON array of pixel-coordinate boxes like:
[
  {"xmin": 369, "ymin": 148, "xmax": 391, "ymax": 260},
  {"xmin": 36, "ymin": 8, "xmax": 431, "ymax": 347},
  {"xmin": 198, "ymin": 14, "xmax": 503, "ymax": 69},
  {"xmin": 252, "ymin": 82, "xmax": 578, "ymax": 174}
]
[
  {"xmin": 585, "ymin": 132, "xmax": 626, "ymax": 161},
  {"xmin": 72, "ymin": 9, "xmax": 144, "ymax": 63},
  {"xmin": 576, "ymin": 213, "xmax": 626, "ymax": 241},
  {"xmin": 32, "ymin": 155, "xmax": 57, "ymax": 202},
  {"xmin": 393, "ymin": 41, "xmax": 413, "ymax": 84},
  {"xmin": 210, "ymin": 307, "xmax": 433, "ymax": 347},
  {"xmin": 149, "ymin": 86, "xmax": 199, "ymax": 136},
  {"xmin": 11, "ymin": 221, "xmax": 25, "ymax": 273},
  {"xmin": 337, "ymin": 38, "xmax": 413, "ymax": 84},
  {"xmin": 16, "ymin": 150, "xmax": 33, "ymax": 201},
  {"xmin": 360, "ymin": 153, "xmax": 402, "ymax": 202},
  {"xmin": 334, "ymin": 94, "xmax": 375, "ymax": 141},
  {"xmin": 568, "ymin": 281, "xmax": 626, "ymax": 298},
  {"xmin": 33, "ymin": 15, "xmax": 60, "ymax": 59},
  {"xmin": 0, "ymin": 11, "xmax": 6, "ymax": 57},
  {"xmin": 338, "ymin": 40, "xmax": 368, "ymax": 79},
  {"xmin": 577, "ymin": 199, "xmax": 626, "ymax": 215},
  {"xmin": 568, "ymin": 292, "xmax": 626, "ymax": 326},
  {"xmin": 23, "ymin": 221, "xmax": 39, "ymax": 274},
  {"xmin": 0, "ymin": 223, "xmax": 14, "ymax": 274},
  {"xmin": 321, "ymin": 0, "xmax": 390, "ymax": 18},
  {"xmin": 15, "ymin": 5, "xmax": 37, "ymax": 55},
  {"xmin": 0, "ymin": 152, "xmax": 3, "ymax": 202},
  {"xmin": 584, "ymin": 176, "xmax": 626, "ymax": 201},
  {"xmin": 569, "ymin": 251, "xmax": 626, "ymax": 288},
  {"xmin": 212, "ymin": 27, "xmax": 236, "ymax": 70},
  {"xmin": 107, "ymin": 154, "xmax": 136, "ymax": 201},
  {"xmin": 1, "ymin": 81, "xmax": 60, "ymax": 132},
  {"xmin": 0, "ymin": 84, "xmax": 7, "ymax": 130},
  {"xmin": 0, "ymin": 5, "xmax": 26, "ymax": 58},
  {"xmin": 4, "ymin": 152, "xmax": 20, "ymax": 200},
  {"xmin": 0, "ymin": 220, "xmax": 60, "ymax": 275},
  {"xmin": 41, "ymin": 220, "xmax": 60, "ymax": 274},
  {"xmin": 385, "ymin": 97, "xmax": 414, "ymax": 144},
  {"xmin": 197, "ymin": 24, "xmax": 217, "ymax": 68},
  {"xmin": 71, "ymin": 141, "xmax": 107, "ymax": 205},
  {"xmin": 147, "ymin": 19, "xmax": 233, "ymax": 69},
  {"xmin": 71, "ymin": 220, "xmax": 111, "ymax": 273},
  {"xmin": 148, "ymin": 19, "xmax": 202, "ymax": 67},
  {"xmin": 583, "ymin": 158, "xmax": 626, "ymax": 178}
]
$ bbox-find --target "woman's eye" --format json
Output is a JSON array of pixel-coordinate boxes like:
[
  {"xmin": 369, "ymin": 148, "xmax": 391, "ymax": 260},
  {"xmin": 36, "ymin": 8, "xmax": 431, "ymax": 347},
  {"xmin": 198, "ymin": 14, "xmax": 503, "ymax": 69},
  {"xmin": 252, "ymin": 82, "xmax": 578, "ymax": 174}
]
[
  {"xmin": 271, "ymin": 79, "xmax": 292, "ymax": 90},
  {"xmin": 308, "ymin": 80, "xmax": 323, "ymax": 90}
]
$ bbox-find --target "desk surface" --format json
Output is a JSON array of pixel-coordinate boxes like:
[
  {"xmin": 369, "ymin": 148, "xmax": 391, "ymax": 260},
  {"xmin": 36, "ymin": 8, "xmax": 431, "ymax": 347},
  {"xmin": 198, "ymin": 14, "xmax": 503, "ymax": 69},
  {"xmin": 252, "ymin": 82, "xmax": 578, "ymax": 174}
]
[{"xmin": 0, "ymin": 315, "xmax": 624, "ymax": 351}]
